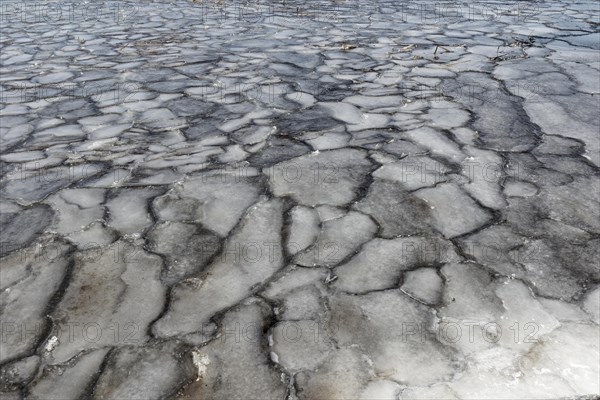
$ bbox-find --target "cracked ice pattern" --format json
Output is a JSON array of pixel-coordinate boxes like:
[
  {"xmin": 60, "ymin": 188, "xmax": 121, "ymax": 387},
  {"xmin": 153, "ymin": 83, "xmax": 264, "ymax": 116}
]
[{"xmin": 0, "ymin": 0, "xmax": 599, "ymax": 399}]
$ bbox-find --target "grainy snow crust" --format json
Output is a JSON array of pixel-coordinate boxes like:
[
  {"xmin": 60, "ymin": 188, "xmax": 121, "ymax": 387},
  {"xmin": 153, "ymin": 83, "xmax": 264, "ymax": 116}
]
[{"xmin": 0, "ymin": 0, "xmax": 599, "ymax": 398}]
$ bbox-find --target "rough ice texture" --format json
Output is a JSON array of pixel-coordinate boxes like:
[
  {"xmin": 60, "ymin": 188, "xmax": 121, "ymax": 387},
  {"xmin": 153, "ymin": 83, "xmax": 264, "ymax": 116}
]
[
  {"xmin": 354, "ymin": 179, "xmax": 436, "ymax": 237},
  {"xmin": 414, "ymin": 183, "xmax": 492, "ymax": 238},
  {"xmin": 333, "ymin": 236, "xmax": 459, "ymax": 293},
  {"xmin": 152, "ymin": 173, "xmax": 261, "ymax": 237},
  {"xmin": 0, "ymin": 241, "xmax": 71, "ymax": 364},
  {"xmin": 294, "ymin": 211, "xmax": 377, "ymax": 267},
  {"xmin": 266, "ymin": 148, "xmax": 372, "ymax": 206},
  {"xmin": 178, "ymin": 300, "xmax": 288, "ymax": 399},
  {"xmin": 48, "ymin": 241, "xmax": 166, "ymax": 364},
  {"xmin": 153, "ymin": 199, "xmax": 284, "ymax": 337}
]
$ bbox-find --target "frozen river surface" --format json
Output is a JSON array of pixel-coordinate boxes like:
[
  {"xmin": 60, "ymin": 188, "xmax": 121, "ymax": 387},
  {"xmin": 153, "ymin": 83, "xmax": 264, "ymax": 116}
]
[{"xmin": 1, "ymin": 0, "xmax": 599, "ymax": 398}]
